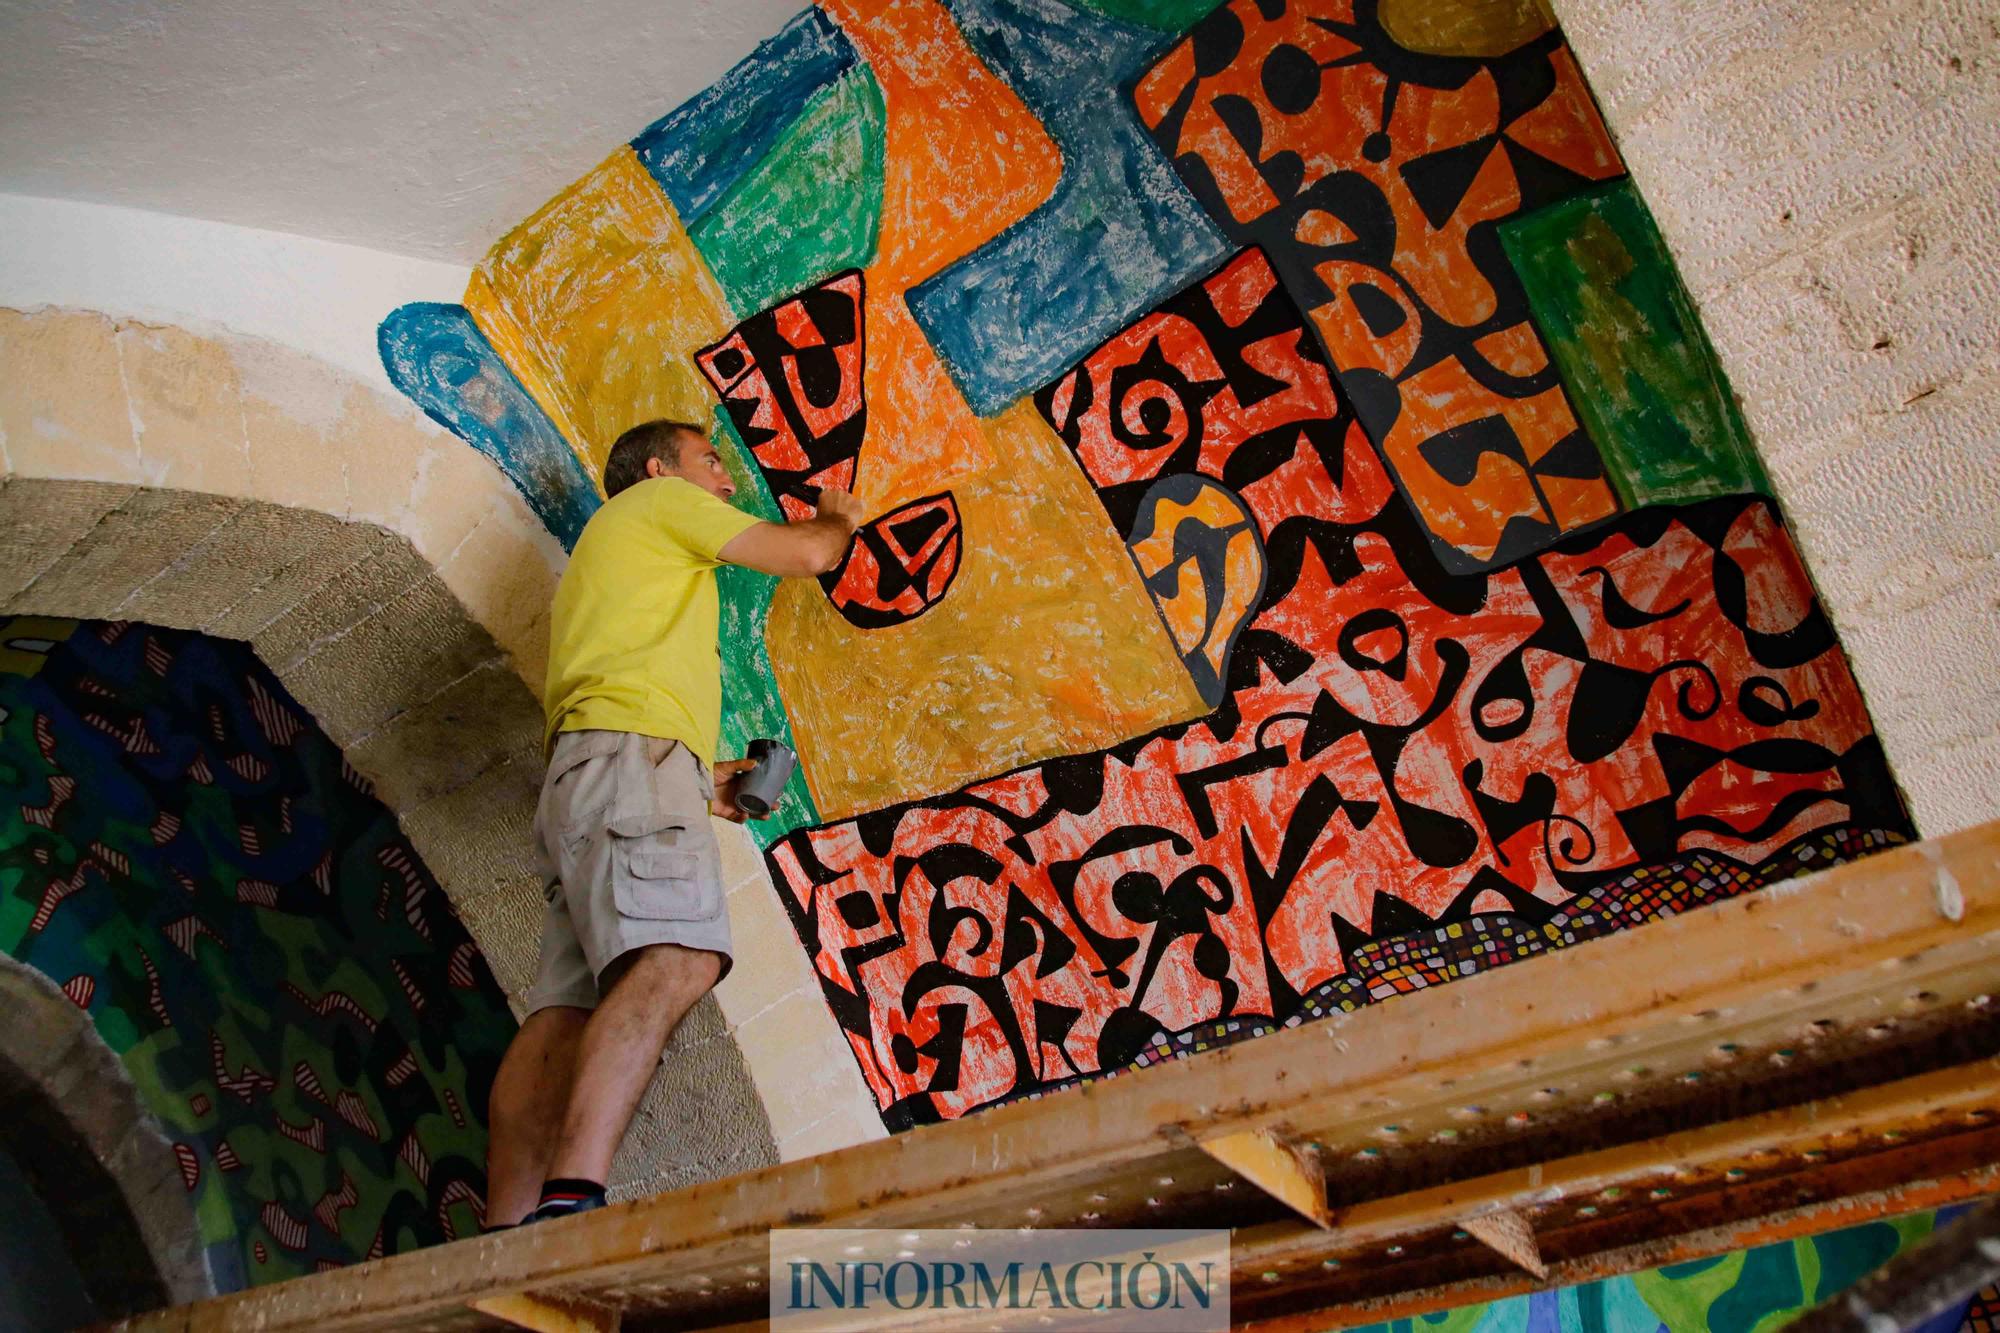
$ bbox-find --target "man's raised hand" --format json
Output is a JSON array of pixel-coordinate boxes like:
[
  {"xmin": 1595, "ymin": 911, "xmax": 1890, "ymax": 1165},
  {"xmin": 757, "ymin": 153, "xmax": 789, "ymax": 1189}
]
[{"xmin": 814, "ymin": 486, "xmax": 865, "ymax": 530}]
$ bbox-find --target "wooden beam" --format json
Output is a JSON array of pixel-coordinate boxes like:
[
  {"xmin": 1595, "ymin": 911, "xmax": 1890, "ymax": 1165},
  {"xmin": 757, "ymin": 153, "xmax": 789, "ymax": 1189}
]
[
  {"xmin": 1460, "ymin": 1210, "xmax": 1545, "ymax": 1280},
  {"xmin": 1236, "ymin": 1055, "xmax": 2000, "ymax": 1272},
  {"xmin": 468, "ymin": 1292, "xmax": 620, "ymax": 1333},
  {"xmin": 1199, "ymin": 1128, "xmax": 1333, "ymax": 1227},
  {"xmin": 109, "ymin": 822, "xmax": 2000, "ymax": 1332},
  {"xmin": 1240, "ymin": 1160, "xmax": 2000, "ymax": 1332}
]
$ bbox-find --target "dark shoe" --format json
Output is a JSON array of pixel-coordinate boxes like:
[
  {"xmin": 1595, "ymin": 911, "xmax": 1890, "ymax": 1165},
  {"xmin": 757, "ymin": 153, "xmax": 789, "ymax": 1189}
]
[{"xmin": 525, "ymin": 1192, "xmax": 608, "ymax": 1224}]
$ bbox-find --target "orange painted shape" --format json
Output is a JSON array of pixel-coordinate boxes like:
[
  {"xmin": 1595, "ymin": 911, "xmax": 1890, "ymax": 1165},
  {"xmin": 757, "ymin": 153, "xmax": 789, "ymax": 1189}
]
[
  {"xmin": 820, "ymin": 0, "xmax": 1060, "ymax": 285},
  {"xmin": 1158, "ymin": 568, "xmax": 1210, "ymax": 655},
  {"xmin": 1377, "ymin": 359, "xmax": 1551, "ymax": 565},
  {"xmin": 1305, "ymin": 261, "xmax": 1424, "ymax": 379},
  {"xmin": 1504, "ymin": 46, "xmax": 1625, "ymax": 182},
  {"xmin": 1474, "ymin": 322, "xmax": 1550, "ymax": 378},
  {"xmin": 812, "ymin": 0, "xmax": 1064, "ymax": 504}
]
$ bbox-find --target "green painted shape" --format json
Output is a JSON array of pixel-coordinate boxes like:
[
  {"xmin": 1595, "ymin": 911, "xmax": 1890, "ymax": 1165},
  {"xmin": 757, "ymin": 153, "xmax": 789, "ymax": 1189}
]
[
  {"xmin": 1500, "ymin": 180, "xmax": 1770, "ymax": 509},
  {"xmin": 1067, "ymin": 0, "xmax": 1228, "ymax": 32},
  {"xmin": 1633, "ymin": 1214, "xmax": 1938, "ymax": 1333},
  {"xmin": 709, "ymin": 407, "xmax": 822, "ymax": 847},
  {"xmin": 690, "ymin": 67, "xmax": 885, "ymax": 315},
  {"xmin": 686, "ymin": 66, "xmax": 882, "ymax": 850},
  {"xmin": 1807, "ymin": 1213, "xmax": 1929, "ymax": 1303},
  {"xmin": 1706, "ymin": 1241, "xmax": 1804, "ymax": 1333}
]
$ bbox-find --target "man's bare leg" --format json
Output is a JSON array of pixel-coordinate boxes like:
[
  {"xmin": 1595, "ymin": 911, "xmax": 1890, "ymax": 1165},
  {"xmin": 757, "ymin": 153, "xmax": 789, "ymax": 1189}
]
[
  {"xmin": 544, "ymin": 942, "xmax": 723, "ymax": 1186},
  {"xmin": 485, "ymin": 1005, "xmax": 588, "ymax": 1226}
]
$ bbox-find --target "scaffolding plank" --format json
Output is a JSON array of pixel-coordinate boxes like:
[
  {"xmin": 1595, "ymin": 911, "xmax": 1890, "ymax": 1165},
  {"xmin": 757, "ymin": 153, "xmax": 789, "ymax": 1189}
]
[{"xmin": 113, "ymin": 821, "xmax": 2000, "ymax": 1331}]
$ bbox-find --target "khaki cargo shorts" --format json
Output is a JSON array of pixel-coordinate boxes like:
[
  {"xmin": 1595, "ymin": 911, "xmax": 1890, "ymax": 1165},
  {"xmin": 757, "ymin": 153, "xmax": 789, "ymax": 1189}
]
[{"xmin": 525, "ymin": 729, "xmax": 733, "ymax": 1014}]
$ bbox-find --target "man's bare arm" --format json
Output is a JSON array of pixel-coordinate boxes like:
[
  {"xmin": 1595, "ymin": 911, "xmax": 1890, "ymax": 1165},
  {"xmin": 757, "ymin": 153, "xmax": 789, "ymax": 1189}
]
[{"xmin": 717, "ymin": 487, "xmax": 866, "ymax": 577}]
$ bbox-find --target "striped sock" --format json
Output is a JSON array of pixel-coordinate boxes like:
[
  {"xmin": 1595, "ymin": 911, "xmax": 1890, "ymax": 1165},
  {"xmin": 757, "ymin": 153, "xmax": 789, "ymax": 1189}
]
[{"xmin": 528, "ymin": 1178, "xmax": 607, "ymax": 1222}]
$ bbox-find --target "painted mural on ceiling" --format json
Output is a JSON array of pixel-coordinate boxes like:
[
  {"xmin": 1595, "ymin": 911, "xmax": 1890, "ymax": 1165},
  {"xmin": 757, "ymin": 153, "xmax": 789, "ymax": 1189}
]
[
  {"xmin": 0, "ymin": 618, "xmax": 516, "ymax": 1292},
  {"xmin": 380, "ymin": 0, "xmax": 1909, "ymax": 1134}
]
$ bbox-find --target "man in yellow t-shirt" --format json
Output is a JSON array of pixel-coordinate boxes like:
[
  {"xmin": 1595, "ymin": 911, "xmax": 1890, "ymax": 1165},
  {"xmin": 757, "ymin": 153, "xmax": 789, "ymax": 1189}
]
[{"xmin": 484, "ymin": 418, "xmax": 862, "ymax": 1227}]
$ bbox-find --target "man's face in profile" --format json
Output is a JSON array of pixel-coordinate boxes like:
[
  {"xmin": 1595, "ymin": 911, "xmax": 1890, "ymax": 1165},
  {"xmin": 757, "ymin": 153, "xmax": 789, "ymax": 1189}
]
[{"xmin": 656, "ymin": 436, "xmax": 738, "ymax": 503}]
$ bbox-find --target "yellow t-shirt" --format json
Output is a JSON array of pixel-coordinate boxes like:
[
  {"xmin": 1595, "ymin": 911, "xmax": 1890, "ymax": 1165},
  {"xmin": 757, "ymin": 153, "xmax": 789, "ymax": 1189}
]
[{"xmin": 542, "ymin": 477, "xmax": 759, "ymax": 764}]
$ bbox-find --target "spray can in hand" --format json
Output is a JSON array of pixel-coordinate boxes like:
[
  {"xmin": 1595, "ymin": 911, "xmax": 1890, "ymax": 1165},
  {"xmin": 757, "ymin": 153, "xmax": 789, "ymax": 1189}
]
[{"xmin": 733, "ymin": 738, "xmax": 797, "ymax": 818}]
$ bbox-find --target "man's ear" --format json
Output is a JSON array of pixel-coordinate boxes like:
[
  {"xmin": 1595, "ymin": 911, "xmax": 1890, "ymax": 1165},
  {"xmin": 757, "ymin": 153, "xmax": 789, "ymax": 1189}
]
[{"xmin": 644, "ymin": 456, "xmax": 669, "ymax": 480}]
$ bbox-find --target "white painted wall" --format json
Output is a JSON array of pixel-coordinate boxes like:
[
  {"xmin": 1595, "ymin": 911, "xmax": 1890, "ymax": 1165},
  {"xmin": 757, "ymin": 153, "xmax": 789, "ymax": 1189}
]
[
  {"xmin": 0, "ymin": 193, "xmax": 467, "ymax": 394},
  {"xmin": 1549, "ymin": 0, "xmax": 2000, "ymax": 838}
]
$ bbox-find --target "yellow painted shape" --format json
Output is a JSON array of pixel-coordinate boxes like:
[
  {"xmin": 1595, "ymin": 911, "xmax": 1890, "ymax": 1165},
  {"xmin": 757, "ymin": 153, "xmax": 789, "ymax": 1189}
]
[
  {"xmin": 1207, "ymin": 527, "xmax": 1262, "ymax": 681},
  {"xmin": 462, "ymin": 268, "xmax": 595, "ymax": 485},
  {"xmin": 1377, "ymin": 0, "xmax": 1555, "ymax": 57},
  {"xmin": 1155, "ymin": 563, "xmax": 1209, "ymax": 656},
  {"xmin": 769, "ymin": 403, "xmax": 1206, "ymax": 818},
  {"xmin": 465, "ymin": 148, "xmax": 732, "ymax": 482},
  {"xmin": 0, "ymin": 616, "xmax": 79, "ymax": 679},
  {"xmin": 1128, "ymin": 488, "xmax": 1249, "ymax": 575}
]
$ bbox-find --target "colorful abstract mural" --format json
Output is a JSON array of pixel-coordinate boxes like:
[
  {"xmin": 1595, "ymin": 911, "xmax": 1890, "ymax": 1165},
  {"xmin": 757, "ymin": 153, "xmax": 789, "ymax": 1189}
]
[
  {"xmin": 771, "ymin": 246, "xmax": 1902, "ymax": 1126},
  {"xmin": 377, "ymin": 0, "xmax": 1906, "ymax": 1150},
  {"xmin": 0, "ymin": 618, "xmax": 516, "ymax": 1291}
]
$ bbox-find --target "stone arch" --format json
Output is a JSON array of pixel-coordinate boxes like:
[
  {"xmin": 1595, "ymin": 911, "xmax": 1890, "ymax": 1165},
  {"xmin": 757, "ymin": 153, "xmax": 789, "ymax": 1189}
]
[
  {"xmin": 0, "ymin": 953, "xmax": 213, "ymax": 1314},
  {"xmin": 0, "ymin": 479, "xmax": 555, "ymax": 1000},
  {"xmin": 0, "ymin": 305, "xmax": 779, "ymax": 1195}
]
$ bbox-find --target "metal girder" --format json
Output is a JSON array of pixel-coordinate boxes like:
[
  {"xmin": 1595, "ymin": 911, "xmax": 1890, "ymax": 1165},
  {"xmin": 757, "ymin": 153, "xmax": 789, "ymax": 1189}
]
[{"xmin": 110, "ymin": 821, "xmax": 2000, "ymax": 1332}]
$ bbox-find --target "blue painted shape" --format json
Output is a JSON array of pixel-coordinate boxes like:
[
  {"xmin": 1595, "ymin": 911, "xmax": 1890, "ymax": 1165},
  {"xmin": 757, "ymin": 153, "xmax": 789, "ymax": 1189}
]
[
  {"xmin": 631, "ymin": 8, "xmax": 859, "ymax": 225},
  {"xmin": 907, "ymin": 0, "xmax": 1229, "ymax": 416},
  {"xmin": 378, "ymin": 303, "xmax": 600, "ymax": 550}
]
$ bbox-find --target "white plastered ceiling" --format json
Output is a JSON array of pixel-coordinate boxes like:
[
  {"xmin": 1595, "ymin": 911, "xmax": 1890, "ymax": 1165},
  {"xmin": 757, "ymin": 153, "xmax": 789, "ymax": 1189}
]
[{"xmin": 0, "ymin": 0, "xmax": 802, "ymax": 264}]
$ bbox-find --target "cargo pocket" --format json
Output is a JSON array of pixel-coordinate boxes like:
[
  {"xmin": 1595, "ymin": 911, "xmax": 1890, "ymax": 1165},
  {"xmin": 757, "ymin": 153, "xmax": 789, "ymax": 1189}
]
[
  {"xmin": 611, "ymin": 831, "xmax": 722, "ymax": 922},
  {"xmin": 541, "ymin": 730, "xmax": 624, "ymax": 829}
]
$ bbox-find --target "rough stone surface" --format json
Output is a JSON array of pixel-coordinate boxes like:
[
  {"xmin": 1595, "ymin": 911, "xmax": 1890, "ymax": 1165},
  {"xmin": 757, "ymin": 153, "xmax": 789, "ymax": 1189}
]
[
  {"xmin": 278, "ymin": 574, "xmax": 501, "ymax": 744},
  {"xmin": 0, "ymin": 953, "xmax": 212, "ymax": 1308},
  {"xmin": 1551, "ymin": 0, "xmax": 2000, "ymax": 835},
  {"xmin": 117, "ymin": 321, "xmax": 256, "ymax": 499},
  {"xmin": 447, "ymin": 876, "xmax": 548, "ymax": 1002},
  {"xmin": 117, "ymin": 500, "xmax": 342, "ymax": 634},
  {"xmin": 250, "ymin": 531, "xmax": 435, "ymax": 672},
  {"xmin": 199, "ymin": 506, "xmax": 384, "ymax": 642},
  {"xmin": 0, "ymin": 476, "xmax": 135, "ymax": 604},
  {"xmin": 10, "ymin": 487, "xmax": 245, "ymax": 620},
  {"xmin": 0, "ymin": 307, "xmax": 148, "ymax": 484},
  {"xmin": 345, "ymin": 659, "xmax": 545, "ymax": 812},
  {"xmin": 395, "ymin": 749, "xmax": 545, "ymax": 912}
]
